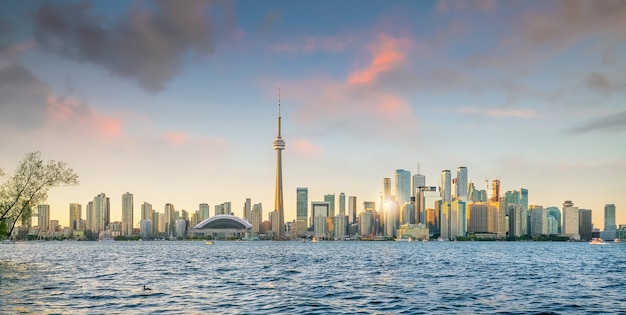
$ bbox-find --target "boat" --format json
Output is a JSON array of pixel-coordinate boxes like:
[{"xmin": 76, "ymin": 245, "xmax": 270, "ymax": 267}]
[
  {"xmin": 615, "ymin": 238, "xmax": 620, "ymax": 243},
  {"xmin": 205, "ymin": 240, "xmax": 214, "ymax": 245},
  {"xmin": 311, "ymin": 237, "xmax": 319, "ymax": 243},
  {"xmin": 590, "ymin": 238, "xmax": 605, "ymax": 245}
]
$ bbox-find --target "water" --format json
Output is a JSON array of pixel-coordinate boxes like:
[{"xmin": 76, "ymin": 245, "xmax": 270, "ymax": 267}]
[{"xmin": 1, "ymin": 241, "xmax": 625, "ymax": 314}]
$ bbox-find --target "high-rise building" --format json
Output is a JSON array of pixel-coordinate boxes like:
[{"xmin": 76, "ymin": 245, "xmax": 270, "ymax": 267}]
[
  {"xmin": 348, "ymin": 196, "xmax": 357, "ymax": 224},
  {"xmin": 199, "ymin": 203, "xmax": 209, "ymax": 221},
  {"xmin": 69, "ymin": 203, "xmax": 81, "ymax": 230},
  {"xmin": 440, "ymin": 170, "xmax": 451, "ymax": 203},
  {"xmin": 578, "ymin": 209, "xmax": 592, "ymax": 241},
  {"xmin": 243, "ymin": 198, "xmax": 251, "ymax": 221},
  {"xmin": 37, "ymin": 204, "xmax": 50, "ymax": 233},
  {"xmin": 456, "ymin": 167, "xmax": 468, "ymax": 200},
  {"xmin": 546, "ymin": 207, "xmax": 561, "ymax": 234},
  {"xmin": 312, "ymin": 201, "xmax": 330, "ymax": 239},
  {"xmin": 272, "ymin": 97, "xmax": 286, "ymax": 239},
  {"xmin": 468, "ymin": 203, "xmax": 489, "ymax": 233},
  {"xmin": 92, "ymin": 193, "xmax": 109, "ymax": 234},
  {"xmin": 601, "ymin": 204, "xmax": 617, "ymax": 240},
  {"xmin": 296, "ymin": 188, "xmax": 308, "ymax": 233},
  {"xmin": 385, "ymin": 201, "xmax": 399, "ymax": 238},
  {"xmin": 412, "ymin": 172, "xmax": 426, "ymax": 198},
  {"xmin": 165, "ymin": 203, "xmax": 175, "ymax": 236},
  {"xmin": 324, "ymin": 194, "xmax": 336, "ymax": 217},
  {"xmin": 86, "ymin": 201, "xmax": 93, "ymax": 232},
  {"xmin": 339, "ymin": 192, "xmax": 346, "ymax": 217},
  {"xmin": 491, "ymin": 179, "xmax": 500, "ymax": 202},
  {"xmin": 562, "ymin": 200, "xmax": 580, "ymax": 240},
  {"xmin": 383, "ymin": 178, "xmax": 392, "ymax": 202},
  {"xmin": 508, "ymin": 204, "xmax": 523, "ymax": 239},
  {"xmin": 122, "ymin": 192, "xmax": 133, "ymax": 237},
  {"xmin": 251, "ymin": 204, "xmax": 262, "ymax": 235},
  {"xmin": 520, "ymin": 188, "xmax": 529, "ymax": 235},
  {"xmin": 529, "ymin": 205, "xmax": 546, "ymax": 236},
  {"xmin": 140, "ymin": 219, "xmax": 152, "ymax": 240},
  {"xmin": 394, "ymin": 169, "xmax": 411, "ymax": 204},
  {"xmin": 141, "ymin": 202, "xmax": 152, "ymax": 221}
]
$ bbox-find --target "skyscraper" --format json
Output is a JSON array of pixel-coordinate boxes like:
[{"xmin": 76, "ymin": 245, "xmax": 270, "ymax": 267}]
[
  {"xmin": 38, "ymin": 204, "xmax": 50, "ymax": 233},
  {"xmin": 141, "ymin": 202, "xmax": 152, "ymax": 221},
  {"xmin": 69, "ymin": 203, "xmax": 81, "ymax": 230},
  {"xmin": 198, "ymin": 203, "xmax": 209, "ymax": 221},
  {"xmin": 601, "ymin": 204, "xmax": 617, "ymax": 240},
  {"xmin": 324, "ymin": 194, "xmax": 336, "ymax": 217},
  {"xmin": 92, "ymin": 193, "xmax": 109, "ymax": 234},
  {"xmin": 122, "ymin": 192, "xmax": 133, "ymax": 237},
  {"xmin": 383, "ymin": 178, "xmax": 392, "ymax": 202},
  {"xmin": 348, "ymin": 196, "xmax": 357, "ymax": 224},
  {"xmin": 244, "ymin": 198, "xmax": 252, "ymax": 221},
  {"xmin": 578, "ymin": 209, "xmax": 592, "ymax": 241},
  {"xmin": 562, "ymin": 200, "xmax": 580, "ymax": 240},
  {"xmin": 296, "ymin": 188, "xmax": 308, "ymax": 233},
  {"xmin": 273, "ymin": 95, "xmax": 285, "ymax": 239},
  {"xmin": 339, "ymin": 192, "xmax": 346, "ymax": 217},
  {"xmin": 412, "ymin": 171, "xmax": 426, "ymax": 198},
  {"xmin": 441, "ymin": 170, "xmax": 451, "ymax": 203},
  {"xmin": 491, "ymin": 179, "xmax": 500, "ymax": 202},
  {"xmin": 456, "ymin": 167, "xmax": 468, "ymax": 200},
  {"xmin": 394, "ymin": 169, "xmax": 411, "ymax": 204},
  {"xmin": 165, "ymin": 203, "xmax": 175, "ymax": 236}
]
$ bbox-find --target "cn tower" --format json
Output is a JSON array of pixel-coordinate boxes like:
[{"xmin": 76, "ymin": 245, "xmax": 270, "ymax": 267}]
[{"xmin": 273, "ymin": 92, "xmax": 285, "ymax": 239}]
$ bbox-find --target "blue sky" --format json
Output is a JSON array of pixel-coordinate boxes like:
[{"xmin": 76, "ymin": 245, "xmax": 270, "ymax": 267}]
[{"xmin": 1, "ymin": 0, "xmax": 624, "ymax": 227}]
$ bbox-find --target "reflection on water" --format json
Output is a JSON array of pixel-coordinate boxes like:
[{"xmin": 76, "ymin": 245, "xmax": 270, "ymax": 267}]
[{"xmin": 1, "ymin": 241, "xmax": 625, "ymax": 314}]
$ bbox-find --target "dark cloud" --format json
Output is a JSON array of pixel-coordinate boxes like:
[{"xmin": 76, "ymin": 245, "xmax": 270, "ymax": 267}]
[
  {"xmin": 0, "ymin": 64, "xmax": 49, "ymax": 128},
  {"xmin": 34, "ymin": 0, "xmax": 236, "ymax": 93},
  {"xmin": 569, "ymin": 110, "xmax": 626, "ymax": 133},
  {"xmin": 586, "ymin": 72, "xmax": 612, "ymax": 92}
]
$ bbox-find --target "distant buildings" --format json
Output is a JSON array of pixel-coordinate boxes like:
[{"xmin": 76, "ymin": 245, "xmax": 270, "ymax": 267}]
[{"xmin": 122, "ymin": 192, "xmax": 133, "ymax": 237}]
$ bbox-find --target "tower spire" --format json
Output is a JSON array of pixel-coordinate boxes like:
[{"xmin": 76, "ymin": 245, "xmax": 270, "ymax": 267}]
[{"xmin": 272, "ymin": 89, "xmax": 285, "ymax": 239}]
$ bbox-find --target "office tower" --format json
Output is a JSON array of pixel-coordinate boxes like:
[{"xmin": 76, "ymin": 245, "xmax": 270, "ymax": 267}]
[
  {"xmin": 529, "ymin": 205, "xmax": 546, "ymax": 236},
  {"xmin": 251, "ymin": 204, "xmax": 262, "ymax": 234},
  {"xmin": 176, "ymin": 219, "xmax": 186, "ymax": 238},
  {"xmin": 140, "ymin": 220, "xmax": 152, "ymax": 240},
  {"xmin": 562, "ymin": 201, "xmax": 580, "ymax": 240},
  {"xmin": 91, "ymin": 193, "xmax": 109, "ymax": 234},
  {"xmin": 122, "ymin": 192, "xmax": 133, "ymax": 237},
  {"xmin": 416, "ymin": 186, "xmax": 438, "ymax": 225},
  {"xmin": 508, "ymin": 204, "xmax": 523, "ymax": 239},
  {"xmin": 383, "ymin": 178, "xmax": 392, "ymax": 202},
  {"xmin": 223, "ymin": 202, "xmax": 232, "ymax": 215},
  {"xmin": 546, "ymin": 207, "xmax": 561, "ymax": 234},
  {"xmin": 165, "ymin": 203, "xmax": 175, "ymax": 236},
  {"xmin": 214, "ymin": 204, "xmax": 224, "ymax": 216},
  {"xmin": 199, "ymin": 203, "xmax": 209, "ymax": 221},
  {"xmin": 578, "ymin": 209, "xmax": 592, "ymax": 241},
  {"xmin": 441, "ymin": 170, "xmax": 451, "ymax": 203},
  {"xmin": 491, "ymin": 179, "xmax": 500, "ymax": 202},
  {"xmin": 520, "ymin": 188, "xmax": 529, "ymax": 235},
  {"xmin": 547, "ymin": 215, "xmax": 559, "ymax": 235},
  {"xmin": 468, "ymin": 204, "xmax": 489, "ymax": 233},
  {"xmin": 312, "ymin": 201, "xmax": 330, "ymax": 239},
  {"xmin": 601, "ymin": 204, "xmax": 617, "ymax": 240},
  {"xmin": 334, "ymin": 215, "xmax": 347, "ymax": 240},
  {"xmin": 456, "ymin": 167, "xmax": 468, "ymax": 200},
  {"xmin": 348, "ymin": 196, "xmax": 357, "ymax": 224},
  {"xmin": 86, "ymin": 201, "xmax": 93, "ymax": 232},
  {"xmin": 69, "ymin": 203, "xmax": 81, "ymax": 230},
  {"xmin": 467, "ymin": 182, "xmax": 476, "ymax": 202},
  {"xmin": 394, "ymin": 169, "xmax": 411, "ymax": 204},
  {"xmin": 324, "ymin": 194, "xmax": 336, "ymax": 217},
  {"xmin": 272, "ymin": 97, "xmax": 286, "ymax": 239},
  {"xmin": 296, "ymin": 188, "xmax": 308, "ymax": 233},
  {"xmin": 151, "ymin": 209, "xmax": 158, "ymax": 235},
  {"xmin": 37, "ymin": 204, "xmax": 50, "ymax": 233},
  {"xmin": 412, "ymin": 171, "xmax": 426, "ymax": 199},
  {"xmin": 141, "ymin": 202, "xmax": 153, "ymax": 221},
  {"xmin": 244, "ymin": 198, "xmax": 251, "ymax": 221},
  {"xmin": 385, "ymin": 201, "xmax": 399, "ymax": 237},
  {"xmin": 359, "ymin": 209, "xmax": 376, "ymax": 237},
  {"xmin": 339, "ymin": 192, "xmax": 346, "ymax": 217},
  {"xmin": 400, "ymin": 202, "xmax": 415, "ymax": 225},
  {"xmin": 452, "ymin": 199, "xmax": 466, "ymax": 238}
]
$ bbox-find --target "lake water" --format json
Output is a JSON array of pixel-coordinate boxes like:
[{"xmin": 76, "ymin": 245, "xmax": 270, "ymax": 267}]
[{"xmin": 1, "ymin": 241, "xmax": 625, "ymax": 314}]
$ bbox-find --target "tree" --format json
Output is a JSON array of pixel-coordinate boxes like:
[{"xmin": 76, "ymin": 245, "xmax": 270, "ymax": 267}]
[{"xmin": 0, "ymin": 152, "xmax": 79, "ymax": 238}]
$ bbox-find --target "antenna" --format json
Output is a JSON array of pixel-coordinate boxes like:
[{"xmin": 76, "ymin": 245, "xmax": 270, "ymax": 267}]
[{"xmin": 278, "ymin": 88, "xmax": 281, "ymax": 117}]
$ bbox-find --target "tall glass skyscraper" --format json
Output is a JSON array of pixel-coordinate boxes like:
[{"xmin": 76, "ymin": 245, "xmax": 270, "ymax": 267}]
[
  {"xmin": 394, "ymin": 169, "xmax": 411, "ymax": 204},
  {"xmin": 122, "ymin": 192, "xmax": 133, "ymax": 237},
  {"xmin": 339, "ymin": 192, "xmax": 346, "ymax": 216},
  {"xmin": 456, "ymin": 167, "xmax": 468, "ymax": 200},
  {"xmin": 324, "ymin": 194, "xmax": 335, "ymax": 217},
  {"xmin": 69, "ymin": 203, "xmax": 81, "ymax": 230},
  {"xmin": 441, "ymin": 170, "xmax": 451, "ymax": 203},
  {"xmin": 296, "ymin": 188, "xmax": 308, "ymax": 233}
]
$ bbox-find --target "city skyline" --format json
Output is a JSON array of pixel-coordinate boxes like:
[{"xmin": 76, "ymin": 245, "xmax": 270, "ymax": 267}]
[{"xmin": 1, "ymin": 1, "xmax": 625, "ymax": 227}]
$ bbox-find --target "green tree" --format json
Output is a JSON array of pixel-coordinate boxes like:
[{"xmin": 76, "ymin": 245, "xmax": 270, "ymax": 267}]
[{"xmin": 0, "ymin": 152, "xmax": 79, "ymax": 238}]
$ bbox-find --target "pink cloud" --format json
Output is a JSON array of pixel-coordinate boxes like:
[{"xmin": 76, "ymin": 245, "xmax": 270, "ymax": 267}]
[
  {"xmin": 348, "ymin": 34, "xmax": 411, "ymax": 85},
  {"xmin": 46, "ymin": 95, "xmax": 123, "ymax": 138},
  {"xmin": 162, "ymin": 131, "xmax": 189, "ymax": 146},
  {"xmin": 292, "ymin": 139, "xmax": 324, "ymax": 157}
]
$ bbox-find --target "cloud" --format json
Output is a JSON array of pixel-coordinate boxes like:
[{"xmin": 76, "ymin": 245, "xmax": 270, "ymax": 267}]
[
  {"xmin": 569, "ymin": 110, "xmax": 626, "ymax": 133},
  {"xmin": 292, "ymin": 139, "xmax": 324, "ymax": 157},
  {"xmin": 33, "ymin": 0, "xmax": 236, "ymax": 93},
  {"xmin": 0, "ymin": 64, "xmax": 49, "ymax": 128},
  {"xmin": 459, "ymin": 107, "xmax": 539, "ymax": 118},
  {"xmin": 162, "ymin": 131, "xmax": 189, "ymax": 146},
  {"xmin": 269, "ymin": 34, "xmax": 360, "ymax": 54},
  {"xmin": 348, "ymin": 34, "xmax": 410, "ymax": 85},
  {"xmin": 46, "ymin": 95, "xmax": 123, "ymax": 138},
  {"xmin": 436, "ymin": 0, "xmax": 497, "ymax": 15}
]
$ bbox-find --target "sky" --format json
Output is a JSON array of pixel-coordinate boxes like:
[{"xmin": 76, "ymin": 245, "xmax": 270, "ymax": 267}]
[{"xmin": 1, "ymin": 0, "xmax": 625, "ymax": 229}]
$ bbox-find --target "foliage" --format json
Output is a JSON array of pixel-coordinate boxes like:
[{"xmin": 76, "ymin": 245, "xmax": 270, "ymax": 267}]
[{"xmin": 0, "ymin": 152, "xmax": 79, "ymax": 238}]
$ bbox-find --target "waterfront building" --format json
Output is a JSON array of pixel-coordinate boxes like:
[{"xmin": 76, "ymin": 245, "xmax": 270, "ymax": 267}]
[
  {"xmin": 311, "ymin": 201, "xmax": 330, "ymax": 234},
  {"xmin": 440, "ymin": 202, "xmax": 451, "ymax": 240},
  {"xmin": 37, "ymin": 204, "xmax": 50, "ymax": 233},
  {"xmin": 396, "ymin": 223, "xmax": 429, "ymax": 240},
  {"xmin": 412, "ymin": 172, "xmax": 426, "ymax": 199},
  {"xmin": 383, "ymin": 178, "xmax": 392, "ymax": 202},
  {"xmin": 578, "ymin": 209, "xmax": 592, "ymax": 241},
  {"xmin": 601, "ymin": 204, "xmax": 617, "ymax": 240},
  {"xmin": 324, "ymin": 194, "xmax": 336, "ymax": 217},
  {"xmin": 441, "ymin": 170, "xmax": 451, "ymax": 203},
  {"xmin": 333, "ymin": 215, "xmax": 347, "ymax": 240},
  {"xmin": 456, "ymin": 167, "xmax": 468, "ymax": 200},
  {"xmin": 359, "ymin": 209, "xmax": 376, "ymax": 238},
  {"xmin": 141, "ymin": 202, "xmax": 152, "ymax": 221},
  {"xmin": 151, "ymin": 209, "xmax": 159, "ymax": 235},
  {"xmin": 348, "ymin": 196, "xmax": 357, "ymax": 225},
  {"xmin": 529, "ymin": 205, "xmax": 547, "ymax": 236},
  {"xmin": 158, "ymin": 212, "xmax": 166, "ymax": 234},
  {"xmin": 508, "ymin": 204, "xmax": 523, "ymax": 239},
  {"xmin": 385, "ymin": 201, "xmax": 399, "ymax": 238},
  {"xmin": 250, "ymin": 205, "xmax": 262, "ymax": 235},
  {"xmin": 452, "ymin": 199, "xmax": 466, "ymax": 238},
  {"xmin": 395, "ymin": 169, "xmax": 411, "ymax": 204},
  {"xmin": 193, "ymin": 215, "xmax": 252, "ymax": 239},
  {"xmin": 243, "ymin": 198, "xmax": 251, "ymax": 221},
  {"xmin": 520, "ymin": 188, "xmax": 529, "ymax": 235},
  {"xmin": 468, "ymin": 203, "xmax": 489, "ymax": 233},
  {"xmin": 176, "ymin": 219, "xmax": 186, "ymax": 238},
  {"xmin": 547, "ymin": 214, "xmax": 559, "ymax": 235},
  {"xmin": 339, "ymin": 192, "xmax": 346, "ymax": 217},
  {"xmin": 296, "ymin": 188, "xmax": 308, "ymax": 233},
  {"xmin": 91, "ymin": 193, "xmax": 109, "ymax": 234},
  {"xmin": 272, "ymin": 98, "xmax": 286, "ymax": 239},
  {"xmin": 546, "ymin": 207, "xmax": 561, "ymax": 234},
  {"xmin": 491, "ymin": 179, "xmax": 500, "ymax": 202},
  {"xmin": 426, "ymin": 207, "xmax": 438, "ymax": 237},
  {"xmin": 122, "ymin": 192, "xmax": 133, "ymax": 237},
  {"xmin": 140, "ymin": 219, "xmax": 152, "ymax": 240},
  {"xmin": 562, "ymin": 201, "xmax": 580, "ymax": 240},
  {"xmin": 199, "ymin": 203, "xmax": 210, "ymax": 221},
  {"xmin": 69, "ymin": 203, "xmax": 81, "ymax": 230},
  {"xmin": 164, "ymin": 203, "xmax": 175, "ymax": 236}
]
